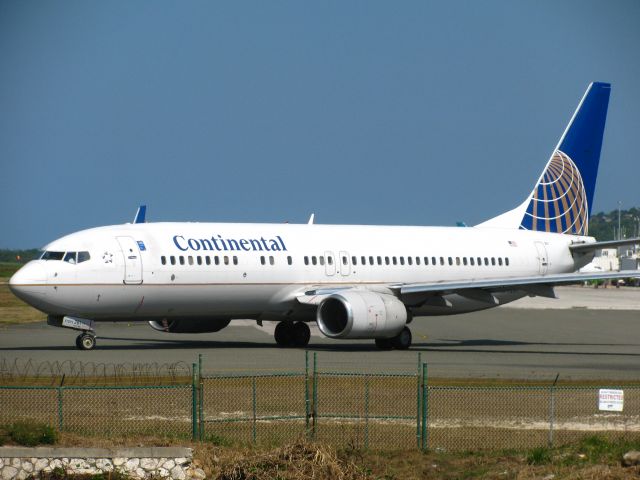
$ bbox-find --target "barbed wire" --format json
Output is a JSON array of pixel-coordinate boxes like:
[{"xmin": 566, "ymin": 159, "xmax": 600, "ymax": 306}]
[{"xmin": 0, "ymin": 357, "xmax": 192, "ymax": 386}]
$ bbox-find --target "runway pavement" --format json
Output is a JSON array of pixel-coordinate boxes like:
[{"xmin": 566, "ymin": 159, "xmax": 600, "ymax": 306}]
[{"xmin": 1, "ymin": 286, "xmax": 639, "ymax": 380}]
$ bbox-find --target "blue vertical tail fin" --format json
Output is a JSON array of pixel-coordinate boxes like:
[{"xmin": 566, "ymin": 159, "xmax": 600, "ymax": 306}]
[{"xmin": 478, "ymin": 82, "xmax": 611, "ymax": 235}]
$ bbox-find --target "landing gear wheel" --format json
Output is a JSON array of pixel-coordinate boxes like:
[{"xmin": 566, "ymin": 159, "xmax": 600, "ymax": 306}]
[
  {"xmin": 76, "ymin": 333, "xmax": 96, "ymax": 350},
  {"xmin": 391, "ymin": 327, "xmax": 412, "ymax": 350},
  {"xmin": 274, "ymin": 322, "xmax": 294, "ymax": 347},
  {"xmin": 292, "ymin": 322, "xmax": 311, "ymax": 348},
  {"xmin": 375, "ymin": 338, "xmax": 393, "ymax": 350}
]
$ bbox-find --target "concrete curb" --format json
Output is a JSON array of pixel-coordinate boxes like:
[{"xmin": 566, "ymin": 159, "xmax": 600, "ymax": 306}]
[{"xmin": 0, "ymin": 446, "xmax": 192, "ymax": 458}]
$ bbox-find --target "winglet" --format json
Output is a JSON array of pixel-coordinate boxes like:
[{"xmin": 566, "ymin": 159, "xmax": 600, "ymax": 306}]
[
  {"xmin": 308, "ymin": 213, "xmax": 315, "ymax": 225},
  {"xmin": 133, "ymin": 205, "xmax": 147, "ymax": 224}
]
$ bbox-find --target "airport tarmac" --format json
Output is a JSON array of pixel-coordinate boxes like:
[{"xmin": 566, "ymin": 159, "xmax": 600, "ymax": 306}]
[{"xmin": 0, "ymin": 286, "xmax": 639, "ymax": 380}]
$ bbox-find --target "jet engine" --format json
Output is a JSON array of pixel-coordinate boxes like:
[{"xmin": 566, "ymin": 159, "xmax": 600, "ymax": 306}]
[
  {"xmin": 148, "ymin": 318, "xmax": 231, "ymax": 333},
  {"xmin": 316, "ymin": 291, "xmax": 407, "ymax": 339}
]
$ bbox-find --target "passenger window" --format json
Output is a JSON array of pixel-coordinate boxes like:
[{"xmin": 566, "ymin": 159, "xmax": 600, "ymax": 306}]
[
  {"xmin": 224, "ymin": 256, "xmax": 229, "ymax": 265},
  {"xmin": 505, "ymin": 257, "xmax": 510, "ymax": 266},
  {"xmin": 161, "ymin": 256, "xmax": 167, "ymax": 265},
  {"xmin": 77, "ymin": 251, "xmax": 91, "ymax": 263},
  {"xmin": 64, "ymin": 252, "xmax": 77, "ymax": 264},
  {"xmin": 215, "ymin": 256, "xmax": 220, "ymax": 265},
  {"xmin": 188, "ymin": 256, "xmax": 194, "ymax": 265},
  {"xmin": 433, "ymin": 257, "xmax": 437, "ymax": 265},
  {"xmin": 343, "ymin": 256, "xmax": 348, "ymax": 265},
  {"xmin": 312, "ymin": 256, "xmax": 317, "ymax": 266},
  {"xmin": 206, "ymin": 256, "xmax": 211, "ymax": 265},
  {"xmin": 385, "ymin": 256, "xmax": 390, "ymax": 265},
  {"xmin": 328, "ymin": 256, "xmax": 333, "ymax": 265},
  {"xmin": 319, "ymin": 256, "xmax": 325, "ymax": 266},
  {"xmin": 455, "ymin": 257, "xmax": 460, "ymax": 266},
  {"xmin": 179, "ymin": 256, "xmax": 185, "ymax": 265},
  {"xmin": 269, "ymin": 256, "xmax": 274, "ymax": 265},
  {"xmin": 470, "ymin": 257, "xmax": 475, "ymax": 266},
  {"xmin": 377, "ymin": 256, "xmax": 382, "ymax": 265},
  {"xmin": 361, "ymin": 256, "xmax": 366, "ymax": 265},
  {"xmin": 391, "ymin": 256, "xmax": 396, "ymax": 265},
  {"xmin": 424, "ymin": 257, "xmax": 429, "ymax": 265},
  {"xmin": 197, "ymin": 256, "xmax": 202, "ymax": 265},
  {"xmin": 233, "ymin": 256, "xmax": 238, "ymax": 265},
  {"xmin": 463, "ymin": 257, "xmax": 468, "ymax": 266},
  {"xmin": 498, "ymin": 257, "xmax": 503, "ymax": 266},
  {"xmin": 484, "ymin": 257, "xmax": 489, "ymax": 266},
  {"xmin": 352, "ymin": 256, "xmax": 357, "ymax": 266},
  {"xmin": 170, "ymin": 256, "xmax": 176, "ymax": 265},
  {"xmin": 304, "ymin": 256, "xmax": 309, "ymax": 266},
  {"xmin": 448, "ymin": 257, "xmax": 453, "ymax": 266},
  {"xmin": 477, "ymin": 257, "xmax": 482, "ymax": 266},
  {"xmin": 491, "ymin": 257, "xmax": 496, "ymax": 266},
  {"xmin": 415, "ymin": 257, "xmax": 420, "ymax": 266},
  {"xmin": 407, "ymin": 257, "xmax": 412, "ymax": 266},
  {"xmin": 369, "ymin": 256, "xmax": 374, "ymax": 265},
  {"xmin": 287, "ymin": 256, "xmax": 292, "ymax": 265}
]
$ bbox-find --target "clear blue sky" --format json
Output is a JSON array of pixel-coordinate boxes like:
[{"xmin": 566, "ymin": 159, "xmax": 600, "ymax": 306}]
[{"xmin": 1, "ymin": 1, "xmax": 639, "ymax": 248}]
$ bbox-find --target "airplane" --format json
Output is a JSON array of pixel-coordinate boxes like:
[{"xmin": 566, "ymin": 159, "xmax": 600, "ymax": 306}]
[{"xmin": 9, "ymin": 82, "xmax": 640, "ymax": 350}]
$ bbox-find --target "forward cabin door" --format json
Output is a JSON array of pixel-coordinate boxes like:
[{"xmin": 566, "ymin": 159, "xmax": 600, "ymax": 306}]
[
  {"xmin": 117, "ymin": 236, "xmax": 143, "ymax": 284},
  {"xmin": 534, "ymin": 241, "xmax": 549, "ymax": 275}
]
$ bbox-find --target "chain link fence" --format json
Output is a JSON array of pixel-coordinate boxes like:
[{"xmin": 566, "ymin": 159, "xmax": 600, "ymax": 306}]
[{"xmin": 2, "ymin": 354, "xmax": 640, "ymax": 450}]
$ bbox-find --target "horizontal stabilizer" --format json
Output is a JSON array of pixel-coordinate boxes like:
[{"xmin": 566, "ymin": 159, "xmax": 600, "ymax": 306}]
[{"xmin": 569, "ymin": 237, "xmax": 640, "ymax": 254}]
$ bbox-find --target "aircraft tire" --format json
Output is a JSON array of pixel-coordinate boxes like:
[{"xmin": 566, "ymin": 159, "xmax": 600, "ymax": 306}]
[
  {"xmin": 391, "ymin": 327, "xmax": 412, "ymax": 350},
  {"xmin": 292, "ymin": 322, "xmax": 311, "ymax": 348},
  {"xmin": 274, "ymin": 321, "xmax": 294, "ymax": 347},
  {"xmin": 375, "ymin": 338, "xmax": 393, "ymax": 350},
  {"xmin": 77, "ymin": 333, "xmax": 96, "ymax": 350}
]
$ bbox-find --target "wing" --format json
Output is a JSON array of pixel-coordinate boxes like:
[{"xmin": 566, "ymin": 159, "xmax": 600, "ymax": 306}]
[
  {"xmin": 400, "ymin": 270, "xmax": 640, "ymax": 296},
  {"xmin": 296, "ymin": 271, "xmax": 640, "ymax": 306}
]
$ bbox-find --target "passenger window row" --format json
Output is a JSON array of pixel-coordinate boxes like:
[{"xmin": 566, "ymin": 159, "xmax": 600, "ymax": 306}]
[
  {"xmin": 160, "ymin": 254, "xmax": 510, "ymax": 268},
  {"xmin": 161, "ymin": 255, "xmax": 238, "ymax": 266}
]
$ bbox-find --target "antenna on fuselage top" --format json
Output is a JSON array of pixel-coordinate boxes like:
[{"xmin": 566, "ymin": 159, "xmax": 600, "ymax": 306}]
[
  {"xmin": 133, "ymin": 205, "xmax": 147, "ymax": 224},
  {"xmin": 308, "ymin": 213, "xmax": 315, "ymax": 225}
]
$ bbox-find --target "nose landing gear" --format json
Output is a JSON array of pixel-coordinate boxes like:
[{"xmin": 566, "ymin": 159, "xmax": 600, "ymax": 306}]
[{"xmin": 75, "ymin": 332, "xmax": 97, "ymax": 350}]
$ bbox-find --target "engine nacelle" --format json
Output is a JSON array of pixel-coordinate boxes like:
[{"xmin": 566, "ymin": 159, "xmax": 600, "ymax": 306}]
[
  {"xmin": 148, "ymin": 318, "xmax": 231, "ymax": 333},
  {"xmin": 316, "ymin": 291, "xmax": 407, "ymax": 339}
]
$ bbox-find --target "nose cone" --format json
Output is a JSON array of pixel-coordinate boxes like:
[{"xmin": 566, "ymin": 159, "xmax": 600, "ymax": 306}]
[{"xmin": 9, "ymin": 262, "xmax": 48, "ymax": 307}]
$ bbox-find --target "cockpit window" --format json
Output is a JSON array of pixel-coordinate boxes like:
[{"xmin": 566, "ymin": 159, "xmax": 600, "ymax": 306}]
[
  {"xmin": 41, "ymin": 251, "xmax": 64, "ymax": 261},
  {"xmin": 40, "ymin": 250, "xmax": 91, "ymax": 263}
]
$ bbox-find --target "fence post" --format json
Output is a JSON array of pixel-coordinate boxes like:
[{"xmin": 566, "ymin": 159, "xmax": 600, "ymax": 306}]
[
  {"xmin": 198, "ymin": 355, "xmax": 204, "ymax": 441},
  {"xmin": 312, "ymin": 352, "xmax": 318, "ymax": 440},
  {"xmin": 305, "ymin": 351, "xmax": 310, "ymax": 437},
  {"xmin": 364, "ymin": 374, "xmax": 370, "ymax": 450},
  {"xmin": 416, "ymin": 352, "xmax": 422, "ymax": 448},
  {"xmin": 252, "ymin": 376, "xmax": 257, "ymax": 444},
  {"xmin": 421, "ymin": 363, "xmax": 428, "ymax": 451},
  {"xmin": 57, "ymin": 387, "xmax": 64, "ymax": 431},
  {"xmin": 548, "ymin": 373, "xmax": 559, "ymax": 447},
  {"xmin": 191, "ymin": 363, "xmax": 198, "ymax": 441}
]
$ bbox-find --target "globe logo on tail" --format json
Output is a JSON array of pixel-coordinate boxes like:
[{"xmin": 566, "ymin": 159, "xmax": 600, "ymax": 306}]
[{"xmin": 519, "ymin": 150, "xmax": 588, "ymax": 235}]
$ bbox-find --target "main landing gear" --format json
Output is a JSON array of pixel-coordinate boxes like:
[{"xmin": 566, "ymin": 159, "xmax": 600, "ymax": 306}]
[
  {"xmin": 375, "ymin": 326, "xmax": 412, "ymax": 350},
  {"xmin": 274, "ymin": 321, "xmax": 311, "ymax": 348},
  {"xmin": 75, "ymin": 332, "xmax": 97, "ymax": 350}
]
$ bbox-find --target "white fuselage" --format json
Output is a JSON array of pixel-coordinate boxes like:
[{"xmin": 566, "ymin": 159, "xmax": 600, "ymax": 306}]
[{"xmin": 10, "ymin": 222, "xmax": 593, "ymax": 323}]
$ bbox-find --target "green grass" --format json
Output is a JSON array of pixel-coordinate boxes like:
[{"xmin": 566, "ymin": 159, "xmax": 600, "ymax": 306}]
[{"xmin": 0, "ymin": 262, "xmax": 22, "ymax": 278}]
